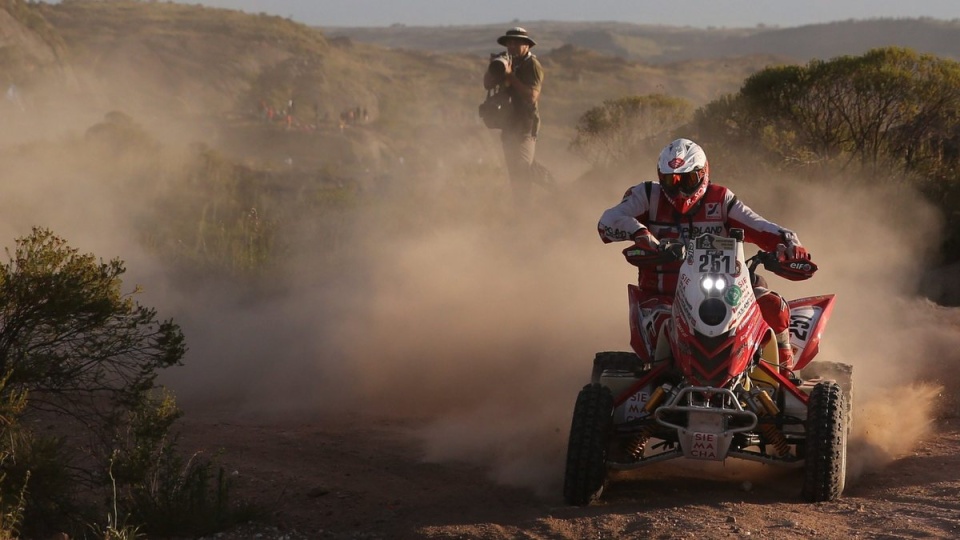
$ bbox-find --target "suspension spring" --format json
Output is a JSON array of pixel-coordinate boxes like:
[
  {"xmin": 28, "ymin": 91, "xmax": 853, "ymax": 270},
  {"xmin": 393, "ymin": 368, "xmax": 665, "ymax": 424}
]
[
  {"xmin": 759, "ymin": 423, "xmax": 790, "ymax": 457},
  {"xmin": 624, "ymin": 425, "xmax": 658, "ymax": 460},
  {"xmin": 754, "ymin": 390, "xmax": 789, "ymax": 456},
  {"xmin": 625, "ymin": 384, "xmax": 673, "ymax": 460}
]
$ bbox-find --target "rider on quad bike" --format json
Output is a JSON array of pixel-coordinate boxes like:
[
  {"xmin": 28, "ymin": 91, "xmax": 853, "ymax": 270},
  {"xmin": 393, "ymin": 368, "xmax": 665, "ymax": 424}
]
[
  {"xmin": 598, "ymin": 138, "xmax": 813, "ymax": 372},
  {"xmin": 563, "ymin": 140, "xmax": 846, "ymax": 507}
]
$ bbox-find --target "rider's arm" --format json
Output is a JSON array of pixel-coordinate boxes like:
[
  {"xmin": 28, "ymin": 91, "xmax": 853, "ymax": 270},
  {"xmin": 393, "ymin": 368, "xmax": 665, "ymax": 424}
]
[
  {"xmin": 725, "ymin": 190, "xmax": 802, "ymax": 253},
  {"xmin": 598, "ymin": 183, "xmax": 652, "ymax": 244}
]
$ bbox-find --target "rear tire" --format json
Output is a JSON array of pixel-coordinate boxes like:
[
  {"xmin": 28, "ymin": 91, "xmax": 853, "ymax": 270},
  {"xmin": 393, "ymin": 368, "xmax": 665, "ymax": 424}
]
[
  {"xmin": 802, "ymin": 380, "xmax": 847, "ymax": 502},
  {"xmin": 801, "ymin": 361, "xmax": 853, "ymax": 403},
  {"xmin": 590, "ymin": 351, "xmax": 642, "ymax": 383},
  {"xmin": 801, "ymin": 360, "xmax": 854, "ymax": 434},
  {"xmin": 563, "ymin": 383, "xmax": 614, "ymax": 505}
]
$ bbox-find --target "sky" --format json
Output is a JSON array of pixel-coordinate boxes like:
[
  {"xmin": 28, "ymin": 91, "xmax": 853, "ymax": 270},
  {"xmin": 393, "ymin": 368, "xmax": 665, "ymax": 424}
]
[{"xmin": 163, "ymin": 0, "xmax": 959, "ymax": 28}]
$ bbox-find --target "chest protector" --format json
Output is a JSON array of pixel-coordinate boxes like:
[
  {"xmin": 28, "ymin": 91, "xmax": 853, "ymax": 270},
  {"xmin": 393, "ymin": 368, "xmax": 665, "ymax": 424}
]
[{"xmin": 639, "ymin": 182, "xmax": 731, "ymax": 295}]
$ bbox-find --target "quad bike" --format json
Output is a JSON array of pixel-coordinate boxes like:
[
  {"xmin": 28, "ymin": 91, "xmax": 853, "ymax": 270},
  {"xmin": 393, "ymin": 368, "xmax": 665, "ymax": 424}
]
[{"xmin": 563, "ymin": 229, "xmax": 852, "ymax": 505}]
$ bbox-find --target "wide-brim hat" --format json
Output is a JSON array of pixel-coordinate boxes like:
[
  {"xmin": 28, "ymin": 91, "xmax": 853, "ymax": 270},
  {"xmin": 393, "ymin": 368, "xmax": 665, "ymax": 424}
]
[{"xmin": 497, "ymin": 27, "xmax": 536, "ymax": 47}]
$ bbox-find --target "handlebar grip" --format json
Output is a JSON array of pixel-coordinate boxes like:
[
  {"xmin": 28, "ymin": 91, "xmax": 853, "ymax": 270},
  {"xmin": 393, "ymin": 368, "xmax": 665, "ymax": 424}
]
[
  {"xmin": 758, "ymin": 251, "xmax": 817, "ymax": 281},
  {"xmin": 661, "ymin": 241, "xmax": 685, "ymax": 262}
]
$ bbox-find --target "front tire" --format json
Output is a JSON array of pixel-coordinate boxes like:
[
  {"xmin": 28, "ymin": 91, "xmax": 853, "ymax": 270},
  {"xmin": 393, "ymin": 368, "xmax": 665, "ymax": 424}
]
[
  {"xmin": 563, "ymin": 383, "xmax": 614, "ymax": 505},
  {"xmin": 802, "ymin": 380, "xmax": 847, "ymax": 502}
]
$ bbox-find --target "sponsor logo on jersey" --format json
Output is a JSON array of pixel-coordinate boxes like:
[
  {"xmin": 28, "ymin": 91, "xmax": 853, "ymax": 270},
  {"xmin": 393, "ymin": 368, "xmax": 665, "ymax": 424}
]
[
  {"xmin": 602, "ymin": 226, "xmax": 631, "ymax": 241},
  {"xmin": 691, "ymin": 225, "xmax": 724, "ymax": 241},
  {"xmin": 705, "ymin": 202, "xmax": 721, "ymax": 218}
]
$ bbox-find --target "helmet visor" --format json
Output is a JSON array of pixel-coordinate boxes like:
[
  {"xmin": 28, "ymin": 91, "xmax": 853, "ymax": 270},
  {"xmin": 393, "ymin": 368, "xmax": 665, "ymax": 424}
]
[{"xmin": 661, "ymin": 169, "xmax": 705, "ymax": 197}]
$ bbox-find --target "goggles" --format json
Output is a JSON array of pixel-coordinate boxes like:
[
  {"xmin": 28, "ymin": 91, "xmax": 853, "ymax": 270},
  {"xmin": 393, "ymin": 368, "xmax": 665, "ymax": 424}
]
[{"xmin": 660, "ymin": 168, "xmax": 705, "ymax": 196}]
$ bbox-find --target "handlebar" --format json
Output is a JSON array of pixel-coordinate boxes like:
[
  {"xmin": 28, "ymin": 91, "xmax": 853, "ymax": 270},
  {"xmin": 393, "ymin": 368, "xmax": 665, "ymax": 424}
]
[
  {"xmin": 622, "ymin": 238, "xmax": 685, "ymax": 267},
  {"xmin": 659, "ymin": 239, "xmax": 686, "ymax": 262},
  {"xmin": 748, "ymin": 249, "xmax": 817, "ymax": 281},
  {"xmin": 622, "ymin": 233, "xmax": 817, "ymax": 281}
]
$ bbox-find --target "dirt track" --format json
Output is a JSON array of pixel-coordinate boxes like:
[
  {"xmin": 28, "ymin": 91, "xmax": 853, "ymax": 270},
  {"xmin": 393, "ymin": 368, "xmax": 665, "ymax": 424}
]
[{"xmin": 181, "ymin": 412, "xmax": 960, "ymax": 539}]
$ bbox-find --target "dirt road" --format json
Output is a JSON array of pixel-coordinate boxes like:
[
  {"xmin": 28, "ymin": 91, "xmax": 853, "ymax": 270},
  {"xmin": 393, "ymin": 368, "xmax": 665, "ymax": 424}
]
[{"xmin": 181, "ymin": 412, "xmax": 960, "ymax": 539}]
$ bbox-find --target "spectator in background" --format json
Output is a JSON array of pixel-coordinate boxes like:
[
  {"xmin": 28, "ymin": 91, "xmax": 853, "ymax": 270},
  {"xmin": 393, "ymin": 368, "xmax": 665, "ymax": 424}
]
[{"xmin": 483, "ymin": 27, "xmax": 550, "ymax": 206}]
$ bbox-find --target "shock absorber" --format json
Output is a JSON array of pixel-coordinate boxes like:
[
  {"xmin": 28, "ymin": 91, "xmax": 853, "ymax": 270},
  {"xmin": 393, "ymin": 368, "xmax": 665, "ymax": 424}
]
[
  {"xmin": 644, "ymin": 384, "xmax": 669, "ymax": 413},
  {"xmin": 624, "ymin": 384, "xmax": 673, "ymax": 460},
  {"xmin": 755, "ymin": 390, "xmax": 790, "ymax": 457},
  {"xmin": 625, "ymin": 425, "xmax": 657, "ymax": 459}
]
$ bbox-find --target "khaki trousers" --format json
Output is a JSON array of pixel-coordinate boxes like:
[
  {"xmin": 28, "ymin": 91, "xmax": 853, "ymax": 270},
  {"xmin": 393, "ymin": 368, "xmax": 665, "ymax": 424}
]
[{"xmin": 500, "ymin": 129, "xmax": 537, "ymax": 205}]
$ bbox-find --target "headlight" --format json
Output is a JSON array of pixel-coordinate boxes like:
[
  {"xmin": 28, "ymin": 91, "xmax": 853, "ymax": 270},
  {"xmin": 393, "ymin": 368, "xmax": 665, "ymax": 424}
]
[
  {"xmin": 700, "ymin": 275, "xmax": 727, "ymax": 293},
  {"xmin": 698, "ymin": 298, "xmax": 728, "ymax": 326}
]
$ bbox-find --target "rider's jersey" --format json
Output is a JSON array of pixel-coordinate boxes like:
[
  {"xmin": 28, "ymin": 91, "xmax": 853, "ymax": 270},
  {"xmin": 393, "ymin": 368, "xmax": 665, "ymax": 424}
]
[{"xmin": 598, "ymin": 181, "xmax": 797, "ymax": 295}]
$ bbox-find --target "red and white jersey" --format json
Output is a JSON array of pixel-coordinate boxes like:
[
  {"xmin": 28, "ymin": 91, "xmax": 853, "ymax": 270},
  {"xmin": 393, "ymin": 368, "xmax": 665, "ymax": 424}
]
[{"xmin": 598, "ymin": 181, "xmax": 798, "ymax": 295}]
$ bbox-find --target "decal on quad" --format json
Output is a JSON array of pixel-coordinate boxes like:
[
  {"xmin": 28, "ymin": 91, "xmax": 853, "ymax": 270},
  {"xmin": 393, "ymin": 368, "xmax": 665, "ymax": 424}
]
[
  {"xmin": 690, "ymin": 432, "xmax": 719, "ymax": 459},
  {"xmin": 724, "ymin": 285, "xmax": 742, "ymax": 306},
  {"xmin": 620, "ymin": 390, "xmax": 652, "ymax": 422},
  {"xmin": 789, "ymin": 305, "xmax": 822, "ymax": 349},
  {"xmin": 731, "ymin": 284, "xmax": 755, "ymax": 322}
]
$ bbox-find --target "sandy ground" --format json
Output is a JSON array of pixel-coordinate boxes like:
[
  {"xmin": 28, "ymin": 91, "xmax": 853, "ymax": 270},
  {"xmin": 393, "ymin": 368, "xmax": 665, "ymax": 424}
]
[{"xmin": 179, "ymin": 410, "xmax": 960, "ymax": 540}]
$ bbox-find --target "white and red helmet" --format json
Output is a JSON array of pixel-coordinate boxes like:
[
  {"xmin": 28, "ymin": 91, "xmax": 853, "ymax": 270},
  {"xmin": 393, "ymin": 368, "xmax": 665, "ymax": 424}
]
[{"xmin": 657, "ymin": 138, "xmax": 709, "ymax": 215}]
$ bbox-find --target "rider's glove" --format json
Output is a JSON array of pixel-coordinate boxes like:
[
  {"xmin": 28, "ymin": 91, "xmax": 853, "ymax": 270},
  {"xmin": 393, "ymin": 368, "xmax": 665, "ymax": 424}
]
[
  {"xmin": 624, "ymin": 230, "xmax": 685, "ymax": 267},
  {"xmin": 660, "ymin": 239, "xmax": 686, "ymax": 262},
  {"xmin": 778, "ymin": 229, "xmax": 810, "ymax": 261},
  {"xmin": 631, "ymin": 229, "xmax": 660, "ymax": 254},
  {"xmin": 787, "ymin": 244, "xmax": 810, "ymax": 260},
  {"xmin": 778, "ymin": 242, "xmax": 810, "ymax": 261}
]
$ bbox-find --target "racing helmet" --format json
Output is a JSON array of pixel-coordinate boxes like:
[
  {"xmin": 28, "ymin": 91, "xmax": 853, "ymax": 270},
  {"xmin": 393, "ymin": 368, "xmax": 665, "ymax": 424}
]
[{"xmin": 657, "ymin": 138, "xmax": 710, "ymax": 215}]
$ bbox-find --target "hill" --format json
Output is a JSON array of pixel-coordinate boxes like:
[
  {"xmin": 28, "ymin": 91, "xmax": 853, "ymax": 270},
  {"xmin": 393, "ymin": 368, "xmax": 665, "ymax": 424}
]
[
  {"xmin": 2, "ymin": 1, "xmax": 782, "ymax": 179},
  {"xmin": 4, "ymin": 3, "xmax": 960, "ymax": 202},
  {"xmin": 9, "ymin": 3, "xmax": 957, "ymax": 173},
  {"xmin": 323, "ymin": 18, "xmax": 960, "ymax": 64},
  {"xmin": 0, "ymin": 0, "xmax": 71, "ymax": 85},
  {"xmin": 7, "ymin": 1, "xmax": 484, "ymax": 176}
]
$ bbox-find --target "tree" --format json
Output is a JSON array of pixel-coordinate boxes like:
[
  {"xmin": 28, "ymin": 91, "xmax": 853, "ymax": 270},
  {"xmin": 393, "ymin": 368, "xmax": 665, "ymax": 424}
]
[
  {"xmin": 695, "ymin": 47, "xmax": 960, "ymax": 263},
  {"xmin": 0, "ymin": 227, "xmax": 187, "ymax": 534},
  {"xmin": 570, "ymin": 94, "xmax": 692, "ymax": 169},
  {"xmin": 0, "ymin": 227, "xmax": 185, "ymax": 422},
  {"xmin": 698, "ymin": 47, "xmax": 960, "ymax": 177}
]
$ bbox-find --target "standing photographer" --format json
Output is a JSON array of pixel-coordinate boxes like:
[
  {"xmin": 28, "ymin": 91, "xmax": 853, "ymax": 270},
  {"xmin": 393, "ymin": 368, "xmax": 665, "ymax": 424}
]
[{"xmin": 483, "ymin": 27, "xmax": 546, "ymax": 206}]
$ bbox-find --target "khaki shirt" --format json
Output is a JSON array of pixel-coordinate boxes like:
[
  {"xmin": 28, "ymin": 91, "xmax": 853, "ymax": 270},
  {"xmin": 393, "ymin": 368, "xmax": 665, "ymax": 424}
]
[{"xmin": 507, "ymin": 53, "xmax": 543, "ymax": 136}]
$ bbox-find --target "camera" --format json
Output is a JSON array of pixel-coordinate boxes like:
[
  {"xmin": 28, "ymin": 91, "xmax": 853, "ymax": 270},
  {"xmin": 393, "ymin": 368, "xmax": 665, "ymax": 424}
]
[{"xmin": 488, "ymin": 52, "xmax": 510, "ymax": 77}]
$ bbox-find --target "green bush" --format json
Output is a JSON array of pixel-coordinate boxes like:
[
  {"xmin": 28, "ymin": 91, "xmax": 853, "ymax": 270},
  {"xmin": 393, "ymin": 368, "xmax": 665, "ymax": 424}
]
[{"xmin": 0, "ymin": 228, "xmax": 254, "ymax": 536}]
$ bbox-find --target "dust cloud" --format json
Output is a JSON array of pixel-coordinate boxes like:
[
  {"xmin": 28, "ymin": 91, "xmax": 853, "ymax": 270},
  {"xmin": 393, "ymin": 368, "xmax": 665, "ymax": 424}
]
[
  {"xmin": 728, "ymin": 173, "xmax": 960, "ymax": 481},
  {"xmin": 358, "ymin": 164, "xmax": 960, "ymax": 494},
  {"xmin": 3, "ymin": 68, "xmax": 959, "ymax": 502}
]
